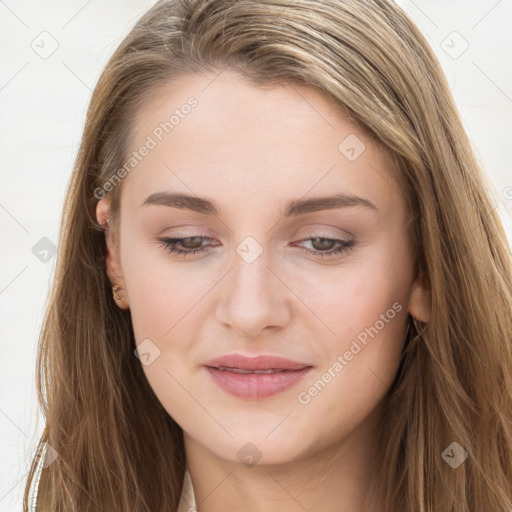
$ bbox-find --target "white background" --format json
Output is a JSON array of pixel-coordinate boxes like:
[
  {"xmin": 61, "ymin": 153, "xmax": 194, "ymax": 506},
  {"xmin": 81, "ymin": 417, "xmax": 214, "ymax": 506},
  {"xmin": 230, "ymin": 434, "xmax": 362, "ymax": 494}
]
[{"xmin": 0, "ymin": 1, "xmax": 511, "ymax": 510}]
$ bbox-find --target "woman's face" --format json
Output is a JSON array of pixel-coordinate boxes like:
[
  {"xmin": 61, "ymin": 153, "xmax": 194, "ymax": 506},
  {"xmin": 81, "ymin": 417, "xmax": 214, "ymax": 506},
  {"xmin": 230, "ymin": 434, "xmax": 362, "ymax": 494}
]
[{"xmin": 97, "ymin": 70, "xmax": 429, "ymax": 465}]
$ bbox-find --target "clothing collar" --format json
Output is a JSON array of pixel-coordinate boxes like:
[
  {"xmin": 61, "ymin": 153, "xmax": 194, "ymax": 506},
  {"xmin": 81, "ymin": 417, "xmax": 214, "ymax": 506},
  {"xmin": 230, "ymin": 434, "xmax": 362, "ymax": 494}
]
[
  {"xmin": 178, "ymin": 466, "xmax": 197, "ymax": 512},
  {"xmin": 29, "ymin": 445, "xmax": 197, "ymax": 512}
]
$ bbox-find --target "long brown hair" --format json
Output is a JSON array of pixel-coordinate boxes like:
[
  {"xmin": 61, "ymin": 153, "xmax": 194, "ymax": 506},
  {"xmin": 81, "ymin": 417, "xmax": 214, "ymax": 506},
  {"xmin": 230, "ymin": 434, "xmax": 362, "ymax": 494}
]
[{"xmin": 24, "ymin": 0, "xmax": 512, "ymax": 510}]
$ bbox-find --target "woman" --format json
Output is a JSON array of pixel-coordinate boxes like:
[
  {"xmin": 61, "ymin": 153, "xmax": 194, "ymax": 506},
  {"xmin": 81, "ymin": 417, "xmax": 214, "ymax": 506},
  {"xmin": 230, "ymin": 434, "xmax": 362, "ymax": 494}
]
[{"xmin": 25, "ymin": 0, "xmax": 512, "ymax": 510}]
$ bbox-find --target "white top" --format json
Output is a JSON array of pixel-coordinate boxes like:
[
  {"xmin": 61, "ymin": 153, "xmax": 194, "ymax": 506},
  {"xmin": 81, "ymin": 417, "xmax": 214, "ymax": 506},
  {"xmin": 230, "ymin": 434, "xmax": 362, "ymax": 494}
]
[
  {"xmin": 178, "ymin": 468, "xmax": 197, "ymax": 512},
  {"xmin": 27, "ymin": 443, "xmax": 47, "ymax": 511},
  {"xmin": 28, "ymin": 443, "xmax": 197, "ymax": 511}
]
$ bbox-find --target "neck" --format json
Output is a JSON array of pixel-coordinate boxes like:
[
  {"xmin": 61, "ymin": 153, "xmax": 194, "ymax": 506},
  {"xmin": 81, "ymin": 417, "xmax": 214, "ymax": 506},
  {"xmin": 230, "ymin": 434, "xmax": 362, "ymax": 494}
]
[{"xmin": 184, "ymin": 403, "xmax": 385, "ymax": 512}]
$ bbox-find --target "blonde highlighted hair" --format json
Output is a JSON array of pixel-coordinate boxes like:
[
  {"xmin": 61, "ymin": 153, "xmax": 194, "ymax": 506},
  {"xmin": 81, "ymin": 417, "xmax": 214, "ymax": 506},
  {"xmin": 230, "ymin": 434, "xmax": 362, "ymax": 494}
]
[{"xmin": 25, "ymin": 0, "xmax": 512, "ymax": 510}]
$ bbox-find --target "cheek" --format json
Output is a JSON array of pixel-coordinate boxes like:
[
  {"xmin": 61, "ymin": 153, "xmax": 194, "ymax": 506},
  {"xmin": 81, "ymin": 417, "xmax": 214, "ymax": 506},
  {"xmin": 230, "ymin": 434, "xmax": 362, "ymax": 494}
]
[
  {"xmin": 301, "ymin": 247, "xmax": 412, "ymax": 344},
  {"xmin": 120, "ymin": 234, "xmax": 206, "ymax": 340},
  {"xmin": 296, "ymin": 240, "xmax": 414, "ymax": 391},
  {"xmin": 120, "ymin": 243, "xmax": 208, "ymax": 421},
  {"xmin": 288, "ymin": 260, "xmax": 411, "ymax": 453}
]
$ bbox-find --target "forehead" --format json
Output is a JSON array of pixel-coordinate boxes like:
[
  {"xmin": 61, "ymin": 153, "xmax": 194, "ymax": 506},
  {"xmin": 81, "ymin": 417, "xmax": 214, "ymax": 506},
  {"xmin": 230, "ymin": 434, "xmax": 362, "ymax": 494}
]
[{"xmin": 122, "ymin": 70, "xmax": 400, "ymax": 218}]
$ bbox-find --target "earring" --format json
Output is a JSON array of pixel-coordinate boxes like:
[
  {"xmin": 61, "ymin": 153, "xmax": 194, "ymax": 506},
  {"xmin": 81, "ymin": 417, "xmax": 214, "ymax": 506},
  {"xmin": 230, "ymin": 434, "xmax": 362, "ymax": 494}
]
[{"xmin": 112, "ymin": 285, "xmax": 122, "ymax": 302}]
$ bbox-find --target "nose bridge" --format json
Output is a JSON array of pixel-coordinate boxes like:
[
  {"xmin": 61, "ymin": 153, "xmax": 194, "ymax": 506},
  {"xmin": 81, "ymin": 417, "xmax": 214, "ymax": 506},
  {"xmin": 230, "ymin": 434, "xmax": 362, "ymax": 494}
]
[
  {"xmin": 216, "ymin": 235, "xmax": 290, "ymax": 336},
  {"xmin": 231, "ymin": 236, "xmax": 277, "ymax": 308}
]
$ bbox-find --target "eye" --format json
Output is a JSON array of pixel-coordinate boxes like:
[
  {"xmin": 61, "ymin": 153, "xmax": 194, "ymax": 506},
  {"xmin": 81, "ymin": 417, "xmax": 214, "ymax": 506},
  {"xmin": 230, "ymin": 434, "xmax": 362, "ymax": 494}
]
[
  {"xmin": 292, "ymin": 237, "xmax": 355, "ymax": 259},
  {"xmin": 158, "ymin": 236, "xmax": 217, "ymax": 256},
  {"xmin": 158, "ymin": 235, "xmax": 355, "ymax": 260}
]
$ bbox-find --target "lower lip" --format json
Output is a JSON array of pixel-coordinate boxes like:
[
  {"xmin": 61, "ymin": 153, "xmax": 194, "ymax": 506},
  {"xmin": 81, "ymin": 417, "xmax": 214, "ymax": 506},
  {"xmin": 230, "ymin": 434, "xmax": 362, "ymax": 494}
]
[{"xmin": 205, "ymin": 366, "xmax": 312, "ymax": 399}]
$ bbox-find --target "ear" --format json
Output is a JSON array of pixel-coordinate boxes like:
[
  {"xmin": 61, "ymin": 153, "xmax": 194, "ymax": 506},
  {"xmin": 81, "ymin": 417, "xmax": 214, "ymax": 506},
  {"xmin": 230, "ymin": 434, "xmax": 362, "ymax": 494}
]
[
  {"xmin": 96, "ymin": 198, "xmax": 130, "ymax": 310},
  {"xmin": 408, "ymin": 270, "xmax": 430, "ymax": 322}
]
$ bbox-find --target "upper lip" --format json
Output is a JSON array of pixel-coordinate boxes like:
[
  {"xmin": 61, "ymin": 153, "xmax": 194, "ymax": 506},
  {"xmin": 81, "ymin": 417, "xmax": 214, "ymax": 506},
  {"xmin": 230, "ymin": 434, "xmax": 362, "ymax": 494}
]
[{"xmin": 204, "ymin": 353, "xmax": 311, "ymax": 371}]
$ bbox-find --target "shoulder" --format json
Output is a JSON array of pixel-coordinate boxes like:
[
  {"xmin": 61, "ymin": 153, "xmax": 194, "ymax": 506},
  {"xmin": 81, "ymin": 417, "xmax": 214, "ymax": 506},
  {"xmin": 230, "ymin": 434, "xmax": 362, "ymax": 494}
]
[{"xmin": 28, "ymin": 445, "xmax": 195, "ymax": 512}]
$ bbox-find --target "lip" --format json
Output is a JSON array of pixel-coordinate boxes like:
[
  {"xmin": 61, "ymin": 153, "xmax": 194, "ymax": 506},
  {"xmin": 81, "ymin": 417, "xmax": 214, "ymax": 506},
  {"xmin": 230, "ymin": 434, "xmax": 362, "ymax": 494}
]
[
  {"xmin": 204, "ymin": 353, "xmax": 310, "ymax": 371},
  {"xmin": 203, "ymin": 353, "xmax": 313, "ymax": 400}
]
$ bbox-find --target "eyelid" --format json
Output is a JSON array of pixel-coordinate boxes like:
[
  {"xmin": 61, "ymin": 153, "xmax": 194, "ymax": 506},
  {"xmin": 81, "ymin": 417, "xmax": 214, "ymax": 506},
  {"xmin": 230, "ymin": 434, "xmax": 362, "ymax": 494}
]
[
  {"xmin": 157, "ymin": 230, "xmax": 352, "ymax": 245},
  {"xmin": 157, "ymin": 233, "xmax": 356, "ymax": 260},
  {"xmin": 156, "ymin": 222, "xmax": 355, "ymax": 245},
  {"xmin": 299, "ymin": 229, "xmax": 352, "ymax": 240}
]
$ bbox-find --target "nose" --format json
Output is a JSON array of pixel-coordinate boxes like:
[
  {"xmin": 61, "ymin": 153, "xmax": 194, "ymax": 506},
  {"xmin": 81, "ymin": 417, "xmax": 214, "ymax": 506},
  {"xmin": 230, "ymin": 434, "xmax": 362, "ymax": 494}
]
[{"xmin": 215, "ymin": 247, "xmax": 292, "ymax": 338}]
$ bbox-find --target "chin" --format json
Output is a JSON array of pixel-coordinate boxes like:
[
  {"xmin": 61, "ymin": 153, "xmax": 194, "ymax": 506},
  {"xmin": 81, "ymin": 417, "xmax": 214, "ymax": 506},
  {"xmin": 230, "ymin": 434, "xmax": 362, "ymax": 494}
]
[{"xmin": 193, "ymin": 424, "xmax": 317, "ymax": 467}]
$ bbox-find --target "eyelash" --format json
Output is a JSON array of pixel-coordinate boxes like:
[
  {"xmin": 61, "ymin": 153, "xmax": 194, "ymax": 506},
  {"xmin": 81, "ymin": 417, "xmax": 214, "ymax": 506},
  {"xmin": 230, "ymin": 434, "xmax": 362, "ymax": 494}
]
[{"xmin": 157, "ymin": 236, "xmax": 355, "ymax": 259}]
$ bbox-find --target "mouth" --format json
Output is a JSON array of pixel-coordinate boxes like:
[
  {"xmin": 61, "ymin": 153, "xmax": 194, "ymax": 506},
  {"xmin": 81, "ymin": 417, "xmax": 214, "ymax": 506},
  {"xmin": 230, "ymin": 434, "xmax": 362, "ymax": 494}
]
[
  {"xmin": 211, "ymin": 367, "xmax": 293, "ymax": 374},
  {"xmin": 203, "ymin": 354, "xmax": 313, "ymax": 400}
]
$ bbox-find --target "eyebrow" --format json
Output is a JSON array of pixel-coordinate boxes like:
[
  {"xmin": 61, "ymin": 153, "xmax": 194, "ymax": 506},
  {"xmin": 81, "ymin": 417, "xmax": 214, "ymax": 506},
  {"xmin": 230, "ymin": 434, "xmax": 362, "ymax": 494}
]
[{"xmin": 142, "ymin": 191, "xmax": 378, "ymax": 216}]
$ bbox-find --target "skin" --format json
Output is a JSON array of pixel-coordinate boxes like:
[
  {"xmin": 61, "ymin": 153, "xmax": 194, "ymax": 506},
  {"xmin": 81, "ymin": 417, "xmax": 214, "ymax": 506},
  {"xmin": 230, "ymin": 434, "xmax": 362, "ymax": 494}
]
[{"xmin": 96, "ymin": 70, "xmax": 430, "ymax": 512}]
